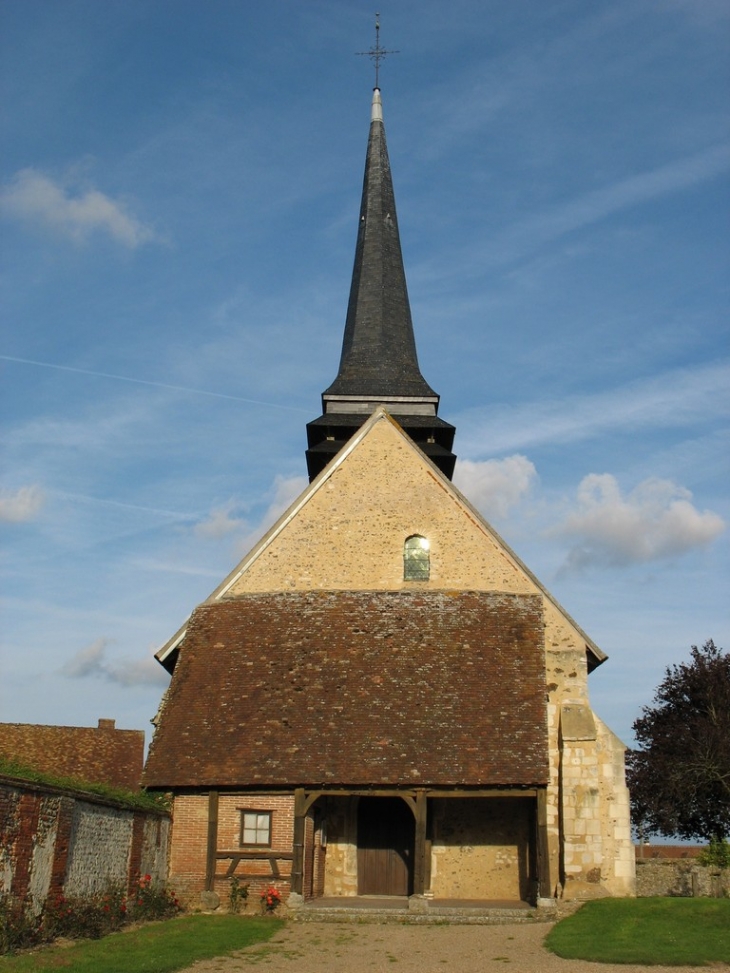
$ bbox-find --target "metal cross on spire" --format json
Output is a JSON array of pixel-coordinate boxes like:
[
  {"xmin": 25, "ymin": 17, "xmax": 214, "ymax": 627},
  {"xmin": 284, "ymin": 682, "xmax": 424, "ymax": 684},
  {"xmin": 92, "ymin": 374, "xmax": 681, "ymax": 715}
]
[{"xmin": 356, "ymin": 13, "xmax": 399, "ymax": 89}]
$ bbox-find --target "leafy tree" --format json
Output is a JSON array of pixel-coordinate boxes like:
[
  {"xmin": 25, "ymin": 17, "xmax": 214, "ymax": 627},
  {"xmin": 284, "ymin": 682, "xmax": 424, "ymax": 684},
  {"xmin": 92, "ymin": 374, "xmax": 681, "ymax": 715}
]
[{"xmin": 626, "ymin": 640, "xmax": 730, "ymax": 842}]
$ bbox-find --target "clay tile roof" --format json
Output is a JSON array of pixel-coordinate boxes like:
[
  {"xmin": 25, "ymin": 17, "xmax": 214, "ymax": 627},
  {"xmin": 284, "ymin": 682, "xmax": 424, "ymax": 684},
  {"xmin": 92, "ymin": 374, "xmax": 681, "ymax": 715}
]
[
  {"xmin": 0, "ymin": 720, "xmax": 144, "ymax": 790},
  {"xmin": 144, "ymin": 590, "xmax": 549, "ymax": 790}
]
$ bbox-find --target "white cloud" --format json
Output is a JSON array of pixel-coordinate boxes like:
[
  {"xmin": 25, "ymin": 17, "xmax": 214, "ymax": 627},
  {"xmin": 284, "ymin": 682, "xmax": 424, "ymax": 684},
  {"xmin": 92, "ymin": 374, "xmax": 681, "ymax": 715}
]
[
  {"xmin": 0, "ymin": 484, "xmax": 45, "ymax": 523},
  {"xmin": 60, "ymin": 637, "xmax": 109, "ymax": 678},
  {"xmin": 107, "ymin": 655, "xmax": 169, "ymax": 688},
  {"xmin": 457, "ymin": 360, "xmax": 730, "ymax": 457},
  {"xmin": 555, "ymin": 473, "xmax": 726, "ymax": 570},
  {"xmin": 234, "ymin": 473, "xmax": 309, "ymax": 556},
  {"xmin": 0, "ymin": 168, "xmax": 158, "ymax": 247},
  {"xmin": 454, "ymin": 455, "xmax": 537, "ymax": 520},
  {"xmin": 266, "ymin": 473, "xmax": 309, "ymax": 521},
  {"xmin": 516, "ymin": 143, "xmax": 730, "ymax": 249},
  {"xmin": 418, "ymin": 144, "xmax": 730, "ymax": 285},
  {"xmin": 61, "ymin": 638, "xmax": 168, "ymax": 687},
  {"xmin": 194, "ymin": 500, "xmax": 247, "ymax": 539}
]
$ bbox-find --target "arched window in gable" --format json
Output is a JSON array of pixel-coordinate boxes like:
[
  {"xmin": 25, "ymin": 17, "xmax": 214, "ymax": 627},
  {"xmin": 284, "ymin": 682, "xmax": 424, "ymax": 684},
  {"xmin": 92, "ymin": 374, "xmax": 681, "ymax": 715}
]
[{"xmin": 403, "ymin": 535, "xmax": 430, "ymax": 581}]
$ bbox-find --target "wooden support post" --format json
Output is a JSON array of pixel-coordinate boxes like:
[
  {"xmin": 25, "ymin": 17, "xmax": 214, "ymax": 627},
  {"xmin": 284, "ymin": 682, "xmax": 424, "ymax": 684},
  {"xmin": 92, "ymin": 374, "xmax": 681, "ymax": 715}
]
[
  {"xmin": 536, "ymin": 788, "xmax": 552, "ymax": 899},
  {"xmin": 412, "ymin": 789, "xmax": 428, "ymax": 895},
  {"xmin": 205, "ymin": 790, "xmax": 219, "ymax": 892},
  {"xmin": 291, "ymin": 788, "xmax": 306, "ymax": 896}
]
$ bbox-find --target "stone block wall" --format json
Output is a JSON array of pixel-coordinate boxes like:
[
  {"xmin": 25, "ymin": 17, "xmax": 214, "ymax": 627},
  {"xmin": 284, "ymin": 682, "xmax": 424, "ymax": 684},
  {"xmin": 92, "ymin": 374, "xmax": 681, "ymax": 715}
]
[
  {"xmin": 558, "ymin": 706, "xmax": 634, "ymax": 899},
  {"xmin": 635, "ymin": 859, "xmax": 730, "ymax": 898},
  {"xmin": 0, "ymin": 776, "xmax": 170, "ymax": 910}
]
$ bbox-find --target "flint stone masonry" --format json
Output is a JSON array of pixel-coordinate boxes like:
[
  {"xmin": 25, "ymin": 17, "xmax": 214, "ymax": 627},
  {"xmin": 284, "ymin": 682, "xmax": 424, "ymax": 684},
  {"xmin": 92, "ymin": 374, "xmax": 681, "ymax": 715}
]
[
  {"xmin": 635, "ymin": 859, "xmax": 730, "ymax": 897},
  {"xmin": 0, "ymin": 776, "xmax": 170, "ymax": 909}
]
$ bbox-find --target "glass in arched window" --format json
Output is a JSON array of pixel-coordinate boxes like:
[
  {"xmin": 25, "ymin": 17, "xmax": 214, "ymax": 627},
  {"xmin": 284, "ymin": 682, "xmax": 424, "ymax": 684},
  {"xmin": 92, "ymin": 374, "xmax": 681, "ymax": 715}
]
[{"xmin": 404, "ymin": 535, "xmax": 430, "ymax": 581}]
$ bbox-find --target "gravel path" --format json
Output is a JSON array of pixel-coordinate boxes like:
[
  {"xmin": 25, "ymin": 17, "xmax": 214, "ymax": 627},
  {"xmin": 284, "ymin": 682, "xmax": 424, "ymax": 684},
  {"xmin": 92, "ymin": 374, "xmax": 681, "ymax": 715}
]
[{"xmin": 182, "ymin": 920, "xmax": 727, "ymax": 972}]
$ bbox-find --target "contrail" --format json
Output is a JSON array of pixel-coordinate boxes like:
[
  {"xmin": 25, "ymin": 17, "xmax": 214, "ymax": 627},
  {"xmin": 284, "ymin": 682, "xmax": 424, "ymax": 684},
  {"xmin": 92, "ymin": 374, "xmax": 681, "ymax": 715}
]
[{"xmin": 0, "ymin": 354, "xmax": 309, "ymax": 413}]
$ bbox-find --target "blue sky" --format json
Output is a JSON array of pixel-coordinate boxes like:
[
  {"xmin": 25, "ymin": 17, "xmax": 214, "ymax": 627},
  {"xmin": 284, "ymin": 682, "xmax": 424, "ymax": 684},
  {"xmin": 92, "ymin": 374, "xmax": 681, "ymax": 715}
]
[{"xmin": 1, "ymin": 0, "xmax": 728, "ymax": 752}]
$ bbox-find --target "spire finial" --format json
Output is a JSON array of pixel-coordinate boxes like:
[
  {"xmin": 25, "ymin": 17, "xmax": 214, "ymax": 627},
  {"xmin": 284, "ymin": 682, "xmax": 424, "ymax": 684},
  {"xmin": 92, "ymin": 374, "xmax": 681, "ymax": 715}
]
[{"xmin": 356, "ymin": 13, "xmax": 399, "ymax": 89}]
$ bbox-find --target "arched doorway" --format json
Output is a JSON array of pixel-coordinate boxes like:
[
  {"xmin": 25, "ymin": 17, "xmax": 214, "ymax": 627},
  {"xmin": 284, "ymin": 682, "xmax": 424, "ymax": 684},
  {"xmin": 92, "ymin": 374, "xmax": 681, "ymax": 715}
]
[{"xmin": 357, "ymin": 797, "xmax": 414, "ymax": 895}]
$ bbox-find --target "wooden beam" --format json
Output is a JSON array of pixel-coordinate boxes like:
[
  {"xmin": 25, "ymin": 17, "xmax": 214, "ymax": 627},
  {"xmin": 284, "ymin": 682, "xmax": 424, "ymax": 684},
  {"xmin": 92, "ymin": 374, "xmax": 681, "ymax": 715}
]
[
  {"xmin": 536, "ymin": 788, "xmax": 552, "ymax": 899},
  {"xmin": 291, "ymin": 787, "xmax": 306, "ymax": 896},
  {"xmin": 205, "ymin": 790, "xmax": 219, "ymax": 892},
  {"xmin": 412, "ymin": 789, "xmax": 428, "ymax": 896},
  {"xmin": 173, "ymin": 786, "xmax": 539, "ymax": 799},
  {"xmin": 301, "ymin": 791, "xmax": 323, "ymax": 815},
  {"xmin": 215, "ymin": 851, "xmax": 295, "ymax": 860},
  {"xmin": 401, "ymin": 795, "xmax": 417, "ymax": 816},
  {"xmin": 199, "ymin": 786, "xmax": 539, "ymax": 801}
]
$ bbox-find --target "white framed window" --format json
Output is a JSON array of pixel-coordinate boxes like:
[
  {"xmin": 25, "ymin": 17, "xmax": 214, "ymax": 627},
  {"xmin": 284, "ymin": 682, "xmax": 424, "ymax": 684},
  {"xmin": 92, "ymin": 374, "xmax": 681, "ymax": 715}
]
[
  {"xmin": 239, "ymin": 810, "xmax": 272, "ymax": 847},
  {"xmin": 404, "ymin": 535, "xmax": 430, "ymax": 581}
]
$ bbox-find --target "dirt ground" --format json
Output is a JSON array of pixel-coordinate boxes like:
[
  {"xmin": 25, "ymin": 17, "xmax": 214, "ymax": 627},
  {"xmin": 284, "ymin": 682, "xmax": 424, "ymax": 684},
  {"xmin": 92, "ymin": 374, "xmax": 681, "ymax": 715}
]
[{"xmin": 182, "ymin": 919, "xmax": 728, "ymax": 972}]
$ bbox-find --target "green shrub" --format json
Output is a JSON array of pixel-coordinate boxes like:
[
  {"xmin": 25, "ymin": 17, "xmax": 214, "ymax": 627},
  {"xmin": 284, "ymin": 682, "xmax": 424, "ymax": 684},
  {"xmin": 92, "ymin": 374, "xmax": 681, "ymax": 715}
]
[
  {"xmin": 228, "ymin": 876, "xmax": 249, "ymax": 913},
  {"xmin": 698, "ymin": 837, "xmax": 730, "ymax": 869},
  {"xmin": 0, "ymin": 758, "xmax": 169, "ymax": 814}
]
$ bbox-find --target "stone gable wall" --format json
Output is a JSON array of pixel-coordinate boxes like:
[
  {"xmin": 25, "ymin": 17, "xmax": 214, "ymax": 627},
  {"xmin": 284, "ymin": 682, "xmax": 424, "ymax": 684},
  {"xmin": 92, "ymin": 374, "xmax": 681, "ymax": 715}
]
[
  {"xmin": 0, "ymin": 777, "xmax": 169, "ymax": 910},
  {"xmin": 227, "ymin": 418, "xmax": 535, "ymax": 597}
]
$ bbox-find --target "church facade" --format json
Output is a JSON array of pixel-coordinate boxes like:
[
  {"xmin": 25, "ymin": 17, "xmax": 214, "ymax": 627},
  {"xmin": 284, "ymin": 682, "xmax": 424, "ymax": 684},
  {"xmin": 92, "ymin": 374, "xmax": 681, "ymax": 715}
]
[{"xmin": 143, "ymin": 88, "xmax": 635, "ymax": 908}]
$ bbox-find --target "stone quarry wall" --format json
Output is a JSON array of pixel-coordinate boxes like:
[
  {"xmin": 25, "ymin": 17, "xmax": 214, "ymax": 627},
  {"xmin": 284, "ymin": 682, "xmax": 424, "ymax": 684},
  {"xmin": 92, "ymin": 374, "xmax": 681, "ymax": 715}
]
[{"xmin": 0, "ymin": 776, "xmax": 170, "ymax": 910}]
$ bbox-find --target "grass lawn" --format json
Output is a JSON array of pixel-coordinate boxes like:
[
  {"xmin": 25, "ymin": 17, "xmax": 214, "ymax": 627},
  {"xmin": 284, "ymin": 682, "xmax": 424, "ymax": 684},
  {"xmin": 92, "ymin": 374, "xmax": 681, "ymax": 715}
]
[
  {"xmin": 0, "ymin": 914, "xmax": 281, "ymax": 973},
  {"xmin": 545, "ymin": 897, "xmax": 730, "ymax": 966}
]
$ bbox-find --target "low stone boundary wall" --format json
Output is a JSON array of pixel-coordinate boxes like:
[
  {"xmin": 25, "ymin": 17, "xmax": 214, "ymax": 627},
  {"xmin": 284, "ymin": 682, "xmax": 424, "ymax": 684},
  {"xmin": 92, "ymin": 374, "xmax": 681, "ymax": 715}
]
[
  {"xmin": 0, "ymin": 776, "xmax": 170, "ymax": 910},
  {"xmin": 635, "ymin": 859, "xmax": 729, "ymax": 897}
]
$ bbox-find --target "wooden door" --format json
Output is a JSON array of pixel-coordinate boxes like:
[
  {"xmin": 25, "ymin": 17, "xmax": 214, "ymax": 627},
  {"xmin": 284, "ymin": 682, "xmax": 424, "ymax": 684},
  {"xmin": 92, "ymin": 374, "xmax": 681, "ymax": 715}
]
[{"xmin": 357, "ymin": 797, "xmax": 414, "ymax": 896}]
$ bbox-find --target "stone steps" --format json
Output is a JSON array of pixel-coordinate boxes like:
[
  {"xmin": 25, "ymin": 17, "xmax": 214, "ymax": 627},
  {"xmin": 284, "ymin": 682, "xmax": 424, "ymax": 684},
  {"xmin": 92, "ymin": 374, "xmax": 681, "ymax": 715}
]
[{"xmin": 289, "ymin": 898, "xmax": 556, "ymax": 925}]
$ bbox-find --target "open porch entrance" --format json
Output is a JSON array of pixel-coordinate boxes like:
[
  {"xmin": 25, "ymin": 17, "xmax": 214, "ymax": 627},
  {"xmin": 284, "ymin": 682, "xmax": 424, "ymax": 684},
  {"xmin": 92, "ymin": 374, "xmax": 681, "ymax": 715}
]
[{"xmin": 292, "ymin": 788, "xmax": 551, "ymax": 904}]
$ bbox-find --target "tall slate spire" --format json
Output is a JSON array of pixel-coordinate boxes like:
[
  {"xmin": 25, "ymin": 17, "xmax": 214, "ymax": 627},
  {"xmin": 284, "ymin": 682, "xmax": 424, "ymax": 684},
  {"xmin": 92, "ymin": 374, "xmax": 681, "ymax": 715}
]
[
  {"xmin": 306, "ymin": 89, "xmax": 456, "ymax": 481},
  {"xmin": 324, "ymin": 89, "xmax": 436, "ymax": 402}
]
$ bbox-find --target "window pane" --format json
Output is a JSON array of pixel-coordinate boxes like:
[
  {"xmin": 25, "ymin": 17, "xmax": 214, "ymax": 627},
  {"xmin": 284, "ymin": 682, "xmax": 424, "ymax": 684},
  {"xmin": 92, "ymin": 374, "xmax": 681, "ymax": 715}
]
[
  {"xmin": 241, "ymin": 811, "xmax": 271, "ymax": 846},
  {"xmin": 404, "ymin": 535, "xmax": 430, "ymax": 580}
]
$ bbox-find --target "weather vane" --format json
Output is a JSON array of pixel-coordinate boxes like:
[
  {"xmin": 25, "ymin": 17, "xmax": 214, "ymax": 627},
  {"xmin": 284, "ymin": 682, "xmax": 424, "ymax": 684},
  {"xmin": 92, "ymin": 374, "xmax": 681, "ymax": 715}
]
[{"xmin": 356, "ymin": 13, "xmax": 399, "ymax": 88}]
